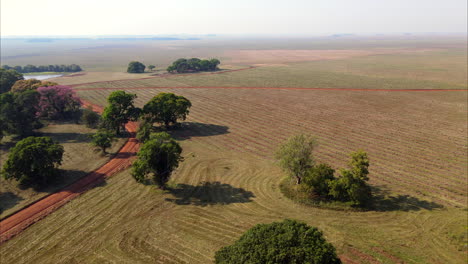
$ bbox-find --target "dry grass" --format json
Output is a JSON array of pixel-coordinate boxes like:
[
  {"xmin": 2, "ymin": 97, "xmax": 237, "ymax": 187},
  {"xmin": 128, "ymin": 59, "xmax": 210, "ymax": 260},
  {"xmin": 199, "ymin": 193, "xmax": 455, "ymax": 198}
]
[
  {"xmin": 0, "ymin": 123, "xmax": 126, "ymax": 218},
  {"xmin": 0, "ymin": 142, "xmax": 465, "ymax": 263}
]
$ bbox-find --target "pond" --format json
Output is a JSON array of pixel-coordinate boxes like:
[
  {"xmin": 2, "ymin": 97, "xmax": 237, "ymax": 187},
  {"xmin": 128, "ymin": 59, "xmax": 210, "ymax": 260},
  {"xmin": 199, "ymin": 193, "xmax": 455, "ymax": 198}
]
[{"xmin": 24, "ymin": 74, "xmax": 63, "ymax": 80}]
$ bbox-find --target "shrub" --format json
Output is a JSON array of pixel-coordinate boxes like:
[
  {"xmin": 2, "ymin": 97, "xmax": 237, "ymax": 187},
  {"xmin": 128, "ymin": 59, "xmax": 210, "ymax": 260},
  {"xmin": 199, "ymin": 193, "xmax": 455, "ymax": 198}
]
[
  {"xmin": 81, "ymin": 106, "xmax": 100, "ymax": 128},
  {"xmin": 90, "ymin": 130, "xmax": 115, "ymax": 154},
  {"xmin": 303, "ymin": 163, "xmax": 336, "ymax": 196},
  {"xmin": 215, "ymin": 219, "xmax": 341, "ymax": 264}
]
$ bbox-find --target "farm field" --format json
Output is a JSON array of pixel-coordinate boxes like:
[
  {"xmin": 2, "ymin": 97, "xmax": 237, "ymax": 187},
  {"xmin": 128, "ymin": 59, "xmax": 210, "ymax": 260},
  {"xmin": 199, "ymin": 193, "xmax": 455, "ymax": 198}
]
[
  {"xmin": 0, "ymin": 123, "xmax": 127, "ymax": 218},
  {"xmin": 71, "ymin": 49, "xmax": 467, "ymax": 91},
  {"xmin": 0, "ymin": 37, "xmax": 467, "ymax": 263},
  {"xmin": 1, "ymin": 85, "xmax": 466, "ymax": 263}
]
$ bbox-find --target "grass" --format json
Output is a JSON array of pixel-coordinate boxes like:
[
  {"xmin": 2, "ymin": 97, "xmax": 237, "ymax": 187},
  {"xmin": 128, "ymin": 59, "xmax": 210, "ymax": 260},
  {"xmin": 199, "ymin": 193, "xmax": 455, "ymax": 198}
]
[
  {"xmin": 0, "ymin": 122, "xmax": 126, "ymax": 219},
  {"xmin": 0, "ymin": 141, "xmax": 465, "ymax": 263},
  {"xmin": 22, "ymin": 72, "xmax": 67, "ymax": 76}
]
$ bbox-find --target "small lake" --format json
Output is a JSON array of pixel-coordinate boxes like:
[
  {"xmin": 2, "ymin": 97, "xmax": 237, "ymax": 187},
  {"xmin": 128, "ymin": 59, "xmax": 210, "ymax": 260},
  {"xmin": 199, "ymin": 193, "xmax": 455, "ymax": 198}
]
[{"xmin": 24, "ymin": 74, "xmax": 63, "ymax": 80}]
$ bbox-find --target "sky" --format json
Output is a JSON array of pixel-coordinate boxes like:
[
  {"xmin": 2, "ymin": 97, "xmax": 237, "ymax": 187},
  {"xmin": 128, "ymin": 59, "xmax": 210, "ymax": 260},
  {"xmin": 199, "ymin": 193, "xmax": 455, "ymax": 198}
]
[{"xmin": 1, "ymin": 0, "xmax": 467, "ymax": 36}]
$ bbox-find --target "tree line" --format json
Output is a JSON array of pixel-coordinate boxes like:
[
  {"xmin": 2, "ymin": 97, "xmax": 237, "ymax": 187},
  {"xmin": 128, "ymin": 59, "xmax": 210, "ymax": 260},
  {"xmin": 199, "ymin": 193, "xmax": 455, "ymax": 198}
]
[
  {"xmin": 126, "ymin": 58, "xmax": 220, "ymax": 74},
  {"xmin": 2, "ymin": 64, "xmax": 82, "ymax": 73}
]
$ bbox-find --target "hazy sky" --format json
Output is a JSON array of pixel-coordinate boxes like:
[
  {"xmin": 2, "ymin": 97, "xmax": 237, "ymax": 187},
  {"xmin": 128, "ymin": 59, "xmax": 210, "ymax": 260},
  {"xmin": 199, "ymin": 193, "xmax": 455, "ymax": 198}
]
[{"xmin": 1, "ymin": 0, "xmax": 467, "ymax": 36}]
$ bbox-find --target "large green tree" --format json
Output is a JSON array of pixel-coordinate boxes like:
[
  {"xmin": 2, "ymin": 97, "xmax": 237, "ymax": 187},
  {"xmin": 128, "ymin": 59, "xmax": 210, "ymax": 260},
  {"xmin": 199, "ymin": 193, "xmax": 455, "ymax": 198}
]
[
  {"xmin": 0, "ymin": 68, "xmax": 24, "ymax": 93},
  {"xmin": 275, "ymin": 134, "xmax": 317, "ymax": 184},
  {"xmin": 127, "ymin": 61, "xmax": 146, "ymax": 73},
  {"xmin": 142, "ymin": 92, "xmax": 191, "ymax": 127},
  {"xmin": 102, "ymin": 91, "xmax": 139, "ymax": 134},
  {"xmin": 11, "ymin": 79, "xmax": 57, "ymax": 93},
  {"xmin": 215, "ymin": 219, "xmax": 341, "ymax": 264},
  {"xmin": 2, "ymin": 136, "xmax": 64, "ymax": 187},
  {"xmin": 131, "ymin": 132, "xmax": 183, "ymax": 188},
  {"xmin": 0, "ymin": 90, "xmax": 42, "ymax": 137}
]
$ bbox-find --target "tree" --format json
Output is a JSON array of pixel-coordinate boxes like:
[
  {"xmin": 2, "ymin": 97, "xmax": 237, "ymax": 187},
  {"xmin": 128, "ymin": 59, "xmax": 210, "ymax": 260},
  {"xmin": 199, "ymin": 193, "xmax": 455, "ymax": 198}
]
[
  {"xmin": 275, "ymin": 134, "xmax": 317, "ymax": 184},
  {"xmin": 11, "ymin": 79, "xmax": 58, "ymax": 93},
  {"xmin": 136, "ymin": 121, "xmax": 153, "ymax": 143},
  {"xmin": 215, "ymin": 219, "xmax": 341, "ymax": 264},
  {"xmin": 209, "ymin": 58, "xmax": 220, "ymax": 71},
  {"xmin": 328, "ymin": 151, "xmax": 372, "ymax": 206},
  {"xmin": 81, "ymin": 106, "xmax": 101, "ymax": 128},
  {"xmin": 142, "ymin": 92, "xmax": 191, "ymax": 127},
  {"xmin": 0, "ymin": 90, "xmax": 42, "ymax": 137},
  {"xmin": 90, "ymin": 130, "xmax": 115, "ymax": 154},
  {"xmin": 2, "ymin": 136, "xmax": 64, "ymax": 187},
  {"xmin": 131, "ymin": 132, "xmax": 183, "ymax": 188},
  {"xmin": 167, "ymin": 58, "xmax": 221, "ymax": 73},
  {"xmin": 37, "ymin": 85, "xmax": 82, "ymax": 120},
  {"xmin": 148, "ymin": 65, "xmax": 156, "ymax": 71},
  {"xmin": 303, "ymin": 163, "xmax": 336, "ymax": 196},
  {"xmin": 127, "ymin": 61, "xmax": 146, "ymax": 73},
  {"xmin": 0, "ymin": 68, "xmax": 24, "ymax": 93},
  {"xmin": 102, "ymin": 91, "xmax": 139, "ymax": 134}
]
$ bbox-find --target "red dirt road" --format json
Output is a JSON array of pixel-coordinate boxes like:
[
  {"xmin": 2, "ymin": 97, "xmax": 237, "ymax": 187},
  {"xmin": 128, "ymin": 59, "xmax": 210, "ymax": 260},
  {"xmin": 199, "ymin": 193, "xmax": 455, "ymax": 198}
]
[{"xmin": 0, "ymin": 101, "xmax": 140, "ymax": 244}]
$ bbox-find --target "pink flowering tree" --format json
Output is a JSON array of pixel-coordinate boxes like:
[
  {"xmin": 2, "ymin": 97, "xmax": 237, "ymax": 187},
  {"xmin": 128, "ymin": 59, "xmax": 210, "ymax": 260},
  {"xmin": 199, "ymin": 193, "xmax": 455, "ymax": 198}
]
[{"xmin": 37, "ymin": 85, "xmax": 82, "ymax": 120}]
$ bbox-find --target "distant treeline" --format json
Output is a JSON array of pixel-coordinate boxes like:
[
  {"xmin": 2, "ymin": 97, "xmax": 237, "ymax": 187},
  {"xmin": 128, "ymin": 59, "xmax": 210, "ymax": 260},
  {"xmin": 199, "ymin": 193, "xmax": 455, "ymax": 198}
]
[
  {"xmin": 2, "ymin": 64, "xmax": 82, "ymax": 73},
  {"xmin": 167, "ymin": 58, "xmax": 220, "ymax": 73}
]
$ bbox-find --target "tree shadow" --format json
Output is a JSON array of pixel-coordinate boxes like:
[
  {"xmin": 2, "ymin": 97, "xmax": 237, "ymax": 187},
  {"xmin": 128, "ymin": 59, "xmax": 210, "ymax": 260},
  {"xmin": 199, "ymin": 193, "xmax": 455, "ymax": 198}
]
[
  {"xmin": 39, "ymin": 132, "xmax": 93, "ymax": 144},
  {"xmin": 165, "ymin": 181, "xmax": 255, "ymax": 206},
  {"xmin": 0, "ymin": 192, "xmax": 24, "ymax": 213},
  {"xmin": 369, "ymin": 186, "xmax": 443, "ymax": 212},
  {"xmin": 166, "ymin": 122, "xmax": 229, "ymax": 141}
]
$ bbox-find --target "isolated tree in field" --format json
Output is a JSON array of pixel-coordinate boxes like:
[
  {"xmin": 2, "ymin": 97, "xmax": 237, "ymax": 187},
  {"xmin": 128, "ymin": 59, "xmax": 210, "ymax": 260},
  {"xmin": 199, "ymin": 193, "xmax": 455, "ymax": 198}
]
[
  {"xmin": 0, "ymin": 68, "xmax": 24, "ymax": 93},
  {"xmin": 215, "ymin": 219, "xmax": 341, "ymax": 264},
  {"xmin": 142, "ymin": 93, "xmax": 191, "ymax": 127},
  {"xmin": 275, "ymin": 134, "xmax": 317, "ymax": 184},
  {"xmin": 91, "ymin": 130, "xmax": 115, "ymax": 154},
  {"xmin": 127, "ymin": 61, "xmax": 146, "ymax": 73},
  {"xmin": 131, "ymin": 132, "xmax": 183, "ymax": 188},
  {"xmin": 0, "ymin": 90, "xmax": 42, "ymax": 137},
  {"xmin": 328, "ymin": 151, "xmax": 372, "ymax": 206},
  {"xmin": 102, "ymin": 91, "xmax": 139, "ymax": 134},
  {"xmin": 2, "ymin": 136, "xmax": 64, "ymax": 187},
  {"xmin": 37, "ymin": 85, "xmax": 82, "ymax": 120},
  {"xmin": 148, "ymin": 65, "xmax": 156, "ymax": 71},
  {"xmin": 81, "ymin": 106, "xmax": 101, "ymax": 128},
  {"xmin": 303, "ymin": 163, "xmax": 336, "ymax": 196},
  {"xmin": 11, "ymin": 79, "xmax": 58, "ymax": 93}
]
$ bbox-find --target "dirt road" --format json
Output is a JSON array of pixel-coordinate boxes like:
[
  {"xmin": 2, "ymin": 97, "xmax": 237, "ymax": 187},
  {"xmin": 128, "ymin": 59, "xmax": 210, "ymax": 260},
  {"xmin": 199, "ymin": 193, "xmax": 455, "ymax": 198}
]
[{"xmin": 0, "ymin": 101, "xmax": 140, "ymax": 244}]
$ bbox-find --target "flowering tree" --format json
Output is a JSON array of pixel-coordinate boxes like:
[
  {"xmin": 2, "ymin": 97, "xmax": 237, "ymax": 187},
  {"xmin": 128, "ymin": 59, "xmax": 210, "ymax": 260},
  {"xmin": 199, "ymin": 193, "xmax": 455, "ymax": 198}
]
[{"xmin": 37, "ymin": 85, "xmax": 82, "ymax": 120}]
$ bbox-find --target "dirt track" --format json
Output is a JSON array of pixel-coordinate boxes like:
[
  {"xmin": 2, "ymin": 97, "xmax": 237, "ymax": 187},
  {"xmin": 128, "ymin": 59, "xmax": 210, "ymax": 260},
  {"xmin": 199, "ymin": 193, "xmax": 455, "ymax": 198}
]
[{"xmin": 0, "ymin": 101, "xmax": 140, "ymax": 244}]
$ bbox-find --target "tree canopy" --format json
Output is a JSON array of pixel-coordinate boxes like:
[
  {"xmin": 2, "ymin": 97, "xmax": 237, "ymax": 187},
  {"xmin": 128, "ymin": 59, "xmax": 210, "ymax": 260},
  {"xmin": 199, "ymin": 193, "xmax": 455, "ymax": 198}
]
[
  {"xmin": 102, "ymin": 91, "xmax": 139, "ymax": 134},
  {"xmin": 2, "ymin": 64, "xmax": 82, "ymax": 73},
  {"xmin": 0, "ymin": 90, "xmax": 42, "ymax": 137},
  {"xmin": 81, "ymin": 106, "xmax": 101, "ymax": 128},
  {"xmin": 275, "ymin": 134, "xmax": 317, "ymax": 184},
  {"xmin": 2, "ymin": 136, "xmax": 64, "ymax": 187},
  {"xmin": 37, "ymin": 85, "xmax": 82, "ymax": 120},
  {"xmin": 127, "ymin": 61, "xmax": 146, "ymax": 73},
  {"xmin": 11, "ymin": 79, "xmax": 58, "ymax": 93},
  {"xmin": 1, "ymin": 68, "xmax": 24, "ymax": 93},
  {"xmin": 142, "ymin": 92, "xmax": 191, "ymax": 127},
  {"xmin": 167, "ymin": 58, "xmax": 220, "ymax": 73},
  {"xmin": 131, "ymin": 132, "xmax": 183, "ymax": 188},
  {"xmin": 90, "ymin": 130, "xmax": 115, "ymax": 154},
  {"xmin": 215, "ymin": 219, "xmax": 341, "ymax": 264}
]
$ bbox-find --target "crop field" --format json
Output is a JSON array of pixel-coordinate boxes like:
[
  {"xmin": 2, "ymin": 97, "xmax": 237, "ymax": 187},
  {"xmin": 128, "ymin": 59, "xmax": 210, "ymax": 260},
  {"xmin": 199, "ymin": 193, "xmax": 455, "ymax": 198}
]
[
  {"xmin": 0, "ymin": 123, "xmax": 127, "ymax": 218},
  {"xmin": 1, "ymin": 38, "xmax": 467, "ymax": 263},
  {"xmin": 2, "ymin": 85, "xmax": 465, "ymax": 263}
]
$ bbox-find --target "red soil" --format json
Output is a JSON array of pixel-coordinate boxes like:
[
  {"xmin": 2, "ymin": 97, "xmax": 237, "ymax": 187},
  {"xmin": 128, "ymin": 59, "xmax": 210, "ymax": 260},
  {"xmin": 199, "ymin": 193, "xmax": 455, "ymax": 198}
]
[{"xmin": 0, "ymin": 101, "xmax": 140, "ymax": 244}]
